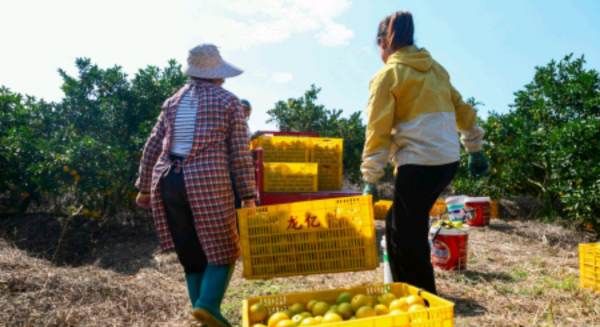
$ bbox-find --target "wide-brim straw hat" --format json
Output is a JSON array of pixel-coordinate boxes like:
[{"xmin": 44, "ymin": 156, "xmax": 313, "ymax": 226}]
[{"xmin": 184, "ymin": 44, "xmax": 243, "ymax": 79}]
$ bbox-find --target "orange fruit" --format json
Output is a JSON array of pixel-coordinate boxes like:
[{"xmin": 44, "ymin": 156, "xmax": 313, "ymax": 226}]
[
  {"xmin": 283, "ymin": 310, "xmax": 295, "ymax": 319},
  {"xmin": 378, "ymin": 293, "xmax": 396, "ymax": 306},
  {"xmin": 299, "ymin": 318, "xmax": 319, "ymax": 326},
  {"xmin": 289, "ymin": 303, "xmax": 305, "ymax": 315},
  {"xmin": 291, "ymin": 314, "xmax": 305, "ymax": 326},
  {"xmin": 355, "ymin": 306, "xmax": 376, "ymax": 319},
  {"xmin": 336, "ymin": 302, "xmax": 353, "ymax": 319},
  {"xmin": 351, "ymin": 294, "xmax": 371, "ymax": 311},
  {"xmin": 326, "ymin": 305, "xmax": 338, "ymax": 314},
  {"xmin": 268, "ymin": 312, "xmax": 290, "ymax": 327},
  {"xmin": 299, "ymin": 312, "xmax": 312, "ymax": 318},
  {"xmin": 322, "ymin": 312, "xmax": 342, "ymax": 323},
  {"xmin": 311, "ymin": 301, "xmax": 329, "ymax": 316},
  {"xmin": 249, "ymin": 303, "xmax": 268, "ymax": 323},
  {"xmin": 389, "ymin": 298, "xmax": 409, "ymax": 312},
  {"xmin": 374, "ymin": 304, "xmax": 389, "ymax": 315},
  {"xmin": 408, "ymin": 304, "xmax": 427, "ymax": 313},
  {"xmin": 405, "ymin": 295, "xmax": 425, "ymax": 307},
  {"xmin": 336, "ymin": 292, "xmax": 352, "ymax": 304},
  {"xmin": 276, "ymin": 320, "xmax": 296, "ymax": 327}
]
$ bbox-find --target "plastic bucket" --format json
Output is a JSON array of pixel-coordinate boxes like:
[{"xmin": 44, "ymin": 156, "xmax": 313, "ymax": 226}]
[
  {"xmin": 429, "ymin": 227, "xmax": 468, "ymax": 271},
  {"xmin": 445, "ymin": 196, "xmax": 470, "ymax": 222},
  {"xmin": 465, "ymin": 197, "xmax": 491, "ymax": 227},
  {"xmin": 445, "ymin": 195, "xmax": 467, "ymax": 206}
]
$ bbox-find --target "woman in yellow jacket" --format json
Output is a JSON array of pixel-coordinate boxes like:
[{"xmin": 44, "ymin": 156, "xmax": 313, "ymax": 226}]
[{"xmin": 362, "ymin": 11, "xmax": 488, "ymax": 293}]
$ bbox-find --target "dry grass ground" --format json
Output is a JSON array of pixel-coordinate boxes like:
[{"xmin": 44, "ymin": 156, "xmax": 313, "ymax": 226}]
[{"xmin": 1, "ymin": 216, "xmax": 599, "ymax": 327}]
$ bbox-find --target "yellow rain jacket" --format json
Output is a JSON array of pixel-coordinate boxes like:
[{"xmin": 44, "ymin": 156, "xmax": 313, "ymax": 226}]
[{"xmin": 361, "ymin": 46, "xmax": 484, "ymax": 183}]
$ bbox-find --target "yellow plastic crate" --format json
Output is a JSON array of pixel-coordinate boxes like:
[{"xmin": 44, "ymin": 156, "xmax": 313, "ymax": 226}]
[
  {"xmin": 490, "ymin": 200, "xmax": 499, "ymax": 219},
  {"xmin": 374, "ymin": 200, "xmax": 392, "ymax": 220},
  {"xmin": 311, "ymin": 138, "xmax": 343, "ymax": 190},
  {"xmin": 579, "ymin": 243, "xmax": 600, "ymax": 292},
  {"xmin": 242, "ymin": 282, "xmax": 454, "ymax": 327},
  {"xmin": 237, "ymin": 196, "xmax": 378, "ymax": 279},
  {"xmin": 376, "ymin": 199, "xmax": 445, "ymax": 220},
  {"xmin": 263, "ymin": 162, "xmax": 318, "ymax": 193},
  {"xmin": 251, "ymin": 135, "xmax": 311, "ymax": 162}
]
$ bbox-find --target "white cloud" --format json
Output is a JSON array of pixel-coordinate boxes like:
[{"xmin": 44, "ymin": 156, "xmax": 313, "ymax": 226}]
[
  {"xmin": 270, "ymin": 72, "xmax": 294, "ymax": 84},
  {"xmin": 197, "ymin": 0, "xmax": 353, "ymax": 49},
  {"xmin": 318, "ymin": 22, "xmax": 354, "ymax": 46}
]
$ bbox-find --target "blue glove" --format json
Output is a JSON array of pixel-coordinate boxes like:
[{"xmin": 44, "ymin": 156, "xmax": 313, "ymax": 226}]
[
  {"xmin": 468, "ymin": 151, "xmax": 489, "ymax": 178},
  {"xmin": 362, "ymin": 183, "xmax": 379, "ymax": 200}
]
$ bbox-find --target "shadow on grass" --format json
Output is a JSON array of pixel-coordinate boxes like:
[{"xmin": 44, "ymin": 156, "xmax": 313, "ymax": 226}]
[
  {"xmin": 0, "ymin": 213, "xmax": 158, "ymax": 275},
  {"xmin": 487, "ymin": 221, "xmax": 516, "ymax": 233},
  {"xmin": 486, "ymin": 219, "xmax": 592, "ymax": 247},
  {"xmin": 443, "ymin": 294, "xmax": 488, "ymax": 317},
  {"xmin": 462, "ymin": 270, "xmax": 515, "ymax": 283}
]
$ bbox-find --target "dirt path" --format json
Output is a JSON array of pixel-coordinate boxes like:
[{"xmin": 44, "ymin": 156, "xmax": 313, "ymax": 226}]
[{"xmin": 1, "ymin": 218, "xmax": 598, "ymax": 326}]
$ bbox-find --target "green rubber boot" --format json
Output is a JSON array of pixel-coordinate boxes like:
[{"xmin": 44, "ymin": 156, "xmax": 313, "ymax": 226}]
[
  {"xmin": 192, "ymin": 264, "xmax": 234, "ymax": 327},
  {"xmin": 185, "ymin": 272, "xmax": 203, "ymax": 306}
]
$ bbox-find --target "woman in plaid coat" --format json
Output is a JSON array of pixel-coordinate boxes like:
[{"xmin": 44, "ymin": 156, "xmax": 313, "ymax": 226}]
[{"xmin": 135, "ymin": 44, "xmax": 256, "ymax": 327}]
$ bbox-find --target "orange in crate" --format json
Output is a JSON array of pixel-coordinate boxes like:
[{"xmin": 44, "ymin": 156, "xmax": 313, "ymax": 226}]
[
  {"xmin": 237, "ymin": 196, "xmax": 378, "ymax": 279},
  {"xmin": 263, "ymin": 162, "xmax": 318, "ymax": 193},
  {"xmin": 242, "ymin": 282, "xmax": 454, "ymax": 327},
  {"xmin": 251, "ymin": 135, "xmax": 310, "ymax": 162}
]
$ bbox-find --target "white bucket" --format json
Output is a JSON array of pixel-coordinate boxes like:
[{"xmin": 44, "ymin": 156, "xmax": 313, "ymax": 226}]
[
  {"xmin": 381, "ymin": 236, "xmax": 393, "ymax": 283},
  {"xmin": 445, "ymin": 195, "xmax": 470, "ymax": 222}
]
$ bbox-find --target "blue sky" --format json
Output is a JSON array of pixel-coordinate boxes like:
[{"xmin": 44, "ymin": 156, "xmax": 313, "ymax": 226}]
[{"xmin": 1, "ymin": 0, "xmax": 599, "ymax": 131}]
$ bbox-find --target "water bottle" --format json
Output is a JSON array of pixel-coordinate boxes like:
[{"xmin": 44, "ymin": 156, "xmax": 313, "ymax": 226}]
[{"xmin": 381, "ymin": 236, "xmax": 393, "ymax": 283}]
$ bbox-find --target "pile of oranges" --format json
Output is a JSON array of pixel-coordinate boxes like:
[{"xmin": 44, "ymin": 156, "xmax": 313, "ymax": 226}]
[{"xmin": 249, "ymin": 291, "xmax": 428, "ymax": 327}]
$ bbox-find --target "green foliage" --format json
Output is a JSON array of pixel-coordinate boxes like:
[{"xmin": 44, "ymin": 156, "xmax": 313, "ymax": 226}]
[
  {"xmin": 0, "ymin": 89, "xmax": 60, "ymax": 212},
  {"xmin": 0, "ymin": 58, "xmax": 185, "ymax": 216},
  {"xmin": 266, "ymin": 85, "xmax": 365, "ymax": 183},
  {"xmin": 2, "ymin": 54, "xmax": 598, "ymax": 232},
  {"xmin": 454, "ymin": 54, "xmax": 600, "ymax": 230}
]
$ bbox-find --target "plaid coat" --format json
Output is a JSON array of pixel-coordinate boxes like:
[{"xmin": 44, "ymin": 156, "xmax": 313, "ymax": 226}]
[{"xmin": 135, "ymin": 80, "xmax": 256, "ymax": 264}]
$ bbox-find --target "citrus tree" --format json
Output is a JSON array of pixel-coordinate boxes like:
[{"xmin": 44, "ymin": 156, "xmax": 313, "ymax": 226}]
[
  {"xmin": 454, "ymin": 54, "xmax": 600, "ymax": 230},
  {"xmin": 0, "ymin": 58, "xmax": 186, "ymax": 217}
]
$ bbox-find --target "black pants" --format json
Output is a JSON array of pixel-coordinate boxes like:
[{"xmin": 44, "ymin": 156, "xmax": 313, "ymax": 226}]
[
  {"xmin": 385, "ymin": 162, "xmax": 458, "ymax": 294},
  {"xmin": 160, "ymin": 167, "xmax": 208, "ymax": 274}
]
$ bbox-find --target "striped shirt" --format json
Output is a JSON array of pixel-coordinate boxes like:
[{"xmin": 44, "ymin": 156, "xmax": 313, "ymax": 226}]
[{"xmin": 170, "ymin": 87, "xmax": 198, "ymax": 157}]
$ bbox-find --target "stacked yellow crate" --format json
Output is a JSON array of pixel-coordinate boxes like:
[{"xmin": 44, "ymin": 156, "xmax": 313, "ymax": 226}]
[
  {"xmin": 252, "ymin": 135, "xmax": 344, "ymax": 192},
  {"xmin": 311, "ymin": 138, "xmax": 343, "ymax": 190},
  {"xmin": 263, "ymin": 162, "xmax": 318, "ymax": 193},
  {"xmin": 251, "ymin": 136, "xmax": 310, "ymax": 162}
]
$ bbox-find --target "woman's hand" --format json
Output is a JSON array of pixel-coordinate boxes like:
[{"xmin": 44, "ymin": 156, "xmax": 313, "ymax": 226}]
[
  {"xmin": 468, "ymin": 151, "xmax": 489, "ymax": 178},
  {"xmin": 136, "ymin": 192, "xmax": 151, "ymax": 209},
  {"xmin": 362, "ymin": 183, "xmax": 379, "ymax": 201},
  {"xmin": 242, "ymin": 199, "xmax": 256, "ymax": 208}
]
